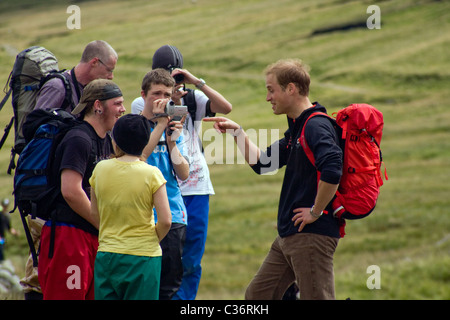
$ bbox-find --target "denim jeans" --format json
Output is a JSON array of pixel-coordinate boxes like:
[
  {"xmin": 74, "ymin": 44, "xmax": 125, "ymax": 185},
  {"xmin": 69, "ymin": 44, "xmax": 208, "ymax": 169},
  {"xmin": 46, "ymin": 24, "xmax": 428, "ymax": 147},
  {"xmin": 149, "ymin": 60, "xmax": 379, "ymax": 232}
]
[{"xmin": 245, "ymin": 233, "xmax": 339, "ymax": 300}]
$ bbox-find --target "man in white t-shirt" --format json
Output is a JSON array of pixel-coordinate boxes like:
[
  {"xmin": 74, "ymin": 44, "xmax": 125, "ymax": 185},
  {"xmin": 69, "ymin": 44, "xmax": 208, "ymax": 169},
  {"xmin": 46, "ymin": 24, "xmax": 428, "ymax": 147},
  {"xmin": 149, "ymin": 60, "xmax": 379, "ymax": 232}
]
[{"xmin": 131, "ymin": 45, "xmax": 232, "ymax": 300}]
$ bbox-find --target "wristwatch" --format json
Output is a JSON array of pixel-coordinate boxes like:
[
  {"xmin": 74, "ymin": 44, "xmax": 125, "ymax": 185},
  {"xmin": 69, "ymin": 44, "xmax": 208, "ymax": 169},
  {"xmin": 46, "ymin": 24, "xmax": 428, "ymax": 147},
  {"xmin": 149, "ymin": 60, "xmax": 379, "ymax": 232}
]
[
  {"xmin": 310, "ymin": 205, "xmax": 323, "ymax": 219},
  {"xmin": 195, "ymin": 78, "xmax": 206, "ymax": 89}
]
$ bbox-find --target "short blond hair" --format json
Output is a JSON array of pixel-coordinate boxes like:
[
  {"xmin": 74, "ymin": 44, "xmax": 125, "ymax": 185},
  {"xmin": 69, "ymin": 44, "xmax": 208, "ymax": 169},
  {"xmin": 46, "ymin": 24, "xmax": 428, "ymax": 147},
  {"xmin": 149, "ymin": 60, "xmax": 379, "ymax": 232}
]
[{"xmin": 265, "ymin": 59, "xmax": 311, "ymax": 96}]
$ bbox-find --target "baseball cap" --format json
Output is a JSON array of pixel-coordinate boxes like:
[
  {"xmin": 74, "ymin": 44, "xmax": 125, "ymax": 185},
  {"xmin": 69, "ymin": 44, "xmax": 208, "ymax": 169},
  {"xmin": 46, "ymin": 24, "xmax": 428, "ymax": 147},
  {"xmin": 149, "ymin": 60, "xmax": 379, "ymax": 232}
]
[
  {"xmin": 72, "ymin": 79, "xmax": 123, "ymax": 115},
  {"xmin": 152, "ymin": 45, "xmax": 185, "ymax": 83},
  {"xmin": 152, "ymin": 45, "xmax": 184, "ymax": 70}
]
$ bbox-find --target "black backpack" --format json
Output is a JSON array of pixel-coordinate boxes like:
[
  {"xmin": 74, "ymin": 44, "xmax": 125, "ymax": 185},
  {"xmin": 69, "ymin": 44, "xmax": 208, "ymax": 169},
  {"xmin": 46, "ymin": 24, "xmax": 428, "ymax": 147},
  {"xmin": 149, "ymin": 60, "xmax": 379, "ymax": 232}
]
[
  {"xmin": 183, "ymin": 88, "xmax": 215, "ymax": 126},
  {"xmin": 0, "ymin": 46, "xmax": 75, "ymax": 174}
]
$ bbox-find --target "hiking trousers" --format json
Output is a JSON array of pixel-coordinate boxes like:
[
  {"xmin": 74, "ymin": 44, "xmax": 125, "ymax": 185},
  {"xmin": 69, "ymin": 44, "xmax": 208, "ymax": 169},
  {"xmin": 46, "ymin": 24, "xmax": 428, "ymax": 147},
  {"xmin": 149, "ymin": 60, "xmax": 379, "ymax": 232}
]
[
  {"xmin": 245, "ymin": 233, "xmax": 339, "ymax": 300},
  {"xmin": 38, "ymin": 223, "xmax": 98, "ymax": 300}
]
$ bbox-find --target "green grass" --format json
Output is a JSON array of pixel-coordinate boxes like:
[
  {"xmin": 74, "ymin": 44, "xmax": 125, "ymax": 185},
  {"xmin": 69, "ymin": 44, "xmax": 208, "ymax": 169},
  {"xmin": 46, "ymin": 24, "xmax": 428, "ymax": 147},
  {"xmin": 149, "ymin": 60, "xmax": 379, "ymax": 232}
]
[{"xmin": 0, "ymin": 0, "xmax": 449, "ymax": 300}]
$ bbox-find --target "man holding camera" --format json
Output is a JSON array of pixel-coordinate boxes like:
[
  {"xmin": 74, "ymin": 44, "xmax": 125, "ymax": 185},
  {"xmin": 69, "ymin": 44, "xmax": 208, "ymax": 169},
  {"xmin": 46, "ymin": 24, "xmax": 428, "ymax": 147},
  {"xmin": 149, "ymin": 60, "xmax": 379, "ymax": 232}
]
[
  {"xmin": 132, "ymin": 45, "xmax": 232, "ymax": 300},
  {"xmin": 139, "ymin": 68, "xmax": 189, "ymax": 300}
]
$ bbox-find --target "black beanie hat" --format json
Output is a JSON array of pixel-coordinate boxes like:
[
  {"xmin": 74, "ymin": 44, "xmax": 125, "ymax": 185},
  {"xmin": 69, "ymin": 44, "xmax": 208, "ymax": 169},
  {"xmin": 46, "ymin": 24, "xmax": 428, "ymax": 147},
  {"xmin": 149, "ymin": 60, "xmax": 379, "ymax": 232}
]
[{"xmin": 112, "ymin": 114, "xmax": 151, "ymax": 156}]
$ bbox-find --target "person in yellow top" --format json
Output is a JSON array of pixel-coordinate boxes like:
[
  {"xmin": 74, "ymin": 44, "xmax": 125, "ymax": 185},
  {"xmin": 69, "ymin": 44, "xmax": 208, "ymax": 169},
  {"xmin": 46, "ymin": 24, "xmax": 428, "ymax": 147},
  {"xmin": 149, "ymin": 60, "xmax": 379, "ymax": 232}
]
[{"xmin": 90, "ymin": 113, "xmax": 171, "ymax": 300}]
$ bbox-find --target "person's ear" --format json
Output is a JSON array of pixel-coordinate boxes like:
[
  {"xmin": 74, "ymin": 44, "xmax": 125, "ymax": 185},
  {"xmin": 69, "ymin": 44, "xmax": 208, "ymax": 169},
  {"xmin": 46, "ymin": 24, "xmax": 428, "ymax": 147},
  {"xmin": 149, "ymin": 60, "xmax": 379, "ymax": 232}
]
[{"xmin": 286, "ymin": 82, "xmax": 297, "ymax": 95}]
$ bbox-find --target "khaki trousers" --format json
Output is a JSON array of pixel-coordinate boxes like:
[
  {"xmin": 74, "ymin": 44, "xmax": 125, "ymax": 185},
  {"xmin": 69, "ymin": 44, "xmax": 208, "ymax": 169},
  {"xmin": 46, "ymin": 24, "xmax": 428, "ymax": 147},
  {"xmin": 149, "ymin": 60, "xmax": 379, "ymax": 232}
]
[
  {"xmin": 245, "ymin": 233, "xmax": 339, "ymax": 300},
  {"xmin": 20, "ymin": 217, "xmax": 44, "ymax": 295}
]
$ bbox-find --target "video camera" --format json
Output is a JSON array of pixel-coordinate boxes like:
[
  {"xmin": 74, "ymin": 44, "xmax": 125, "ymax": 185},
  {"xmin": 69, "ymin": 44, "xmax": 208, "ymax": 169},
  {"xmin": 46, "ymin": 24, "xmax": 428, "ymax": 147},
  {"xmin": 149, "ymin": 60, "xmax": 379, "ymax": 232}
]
[
  {"xmin": 165, "ymin": 101, "xmax": 188, "ymax": 136},
  {"xmin": 165, "ymin": 100, "xmax": 188, "ymax": 119}
]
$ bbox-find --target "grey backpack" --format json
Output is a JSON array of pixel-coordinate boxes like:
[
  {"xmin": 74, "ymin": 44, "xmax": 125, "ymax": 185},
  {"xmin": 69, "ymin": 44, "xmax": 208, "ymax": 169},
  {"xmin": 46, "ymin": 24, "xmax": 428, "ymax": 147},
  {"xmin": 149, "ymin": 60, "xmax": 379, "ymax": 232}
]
[{"xmin": 0, "ymin": 46, "xmax": 74, "ymax": 174}]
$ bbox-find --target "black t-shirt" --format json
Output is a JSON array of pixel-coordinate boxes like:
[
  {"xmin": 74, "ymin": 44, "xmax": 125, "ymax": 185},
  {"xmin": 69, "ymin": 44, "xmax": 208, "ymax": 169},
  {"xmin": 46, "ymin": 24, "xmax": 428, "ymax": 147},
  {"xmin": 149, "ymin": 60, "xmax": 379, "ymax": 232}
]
[{"xmin": 52, "ymin": 121, "xmax": 112, "ymax": 234}]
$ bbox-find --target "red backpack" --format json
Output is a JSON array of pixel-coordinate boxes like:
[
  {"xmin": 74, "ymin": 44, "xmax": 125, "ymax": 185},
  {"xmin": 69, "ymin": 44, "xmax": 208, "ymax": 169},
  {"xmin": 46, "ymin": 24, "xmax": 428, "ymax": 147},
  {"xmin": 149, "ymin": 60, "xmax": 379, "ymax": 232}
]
[{"xmin": 300, "ymin": 103, "xmax": 388, "ymax": 237}]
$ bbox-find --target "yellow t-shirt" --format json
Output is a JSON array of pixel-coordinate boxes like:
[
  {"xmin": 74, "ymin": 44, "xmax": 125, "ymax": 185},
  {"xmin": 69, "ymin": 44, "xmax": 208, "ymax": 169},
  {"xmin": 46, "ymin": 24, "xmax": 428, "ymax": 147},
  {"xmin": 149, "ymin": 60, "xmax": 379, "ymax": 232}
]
[{"xmin": 90, "ymin": 158, "xmax": 166, "ymax": 257}]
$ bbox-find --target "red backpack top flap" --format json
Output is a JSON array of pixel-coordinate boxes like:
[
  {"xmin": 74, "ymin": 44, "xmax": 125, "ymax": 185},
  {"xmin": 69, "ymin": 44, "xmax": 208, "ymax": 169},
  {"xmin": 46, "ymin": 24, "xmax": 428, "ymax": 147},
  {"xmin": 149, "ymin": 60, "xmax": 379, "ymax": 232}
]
[{"xmin": 335, "ymin": 103, "xmax": 384, "ymax": 145}]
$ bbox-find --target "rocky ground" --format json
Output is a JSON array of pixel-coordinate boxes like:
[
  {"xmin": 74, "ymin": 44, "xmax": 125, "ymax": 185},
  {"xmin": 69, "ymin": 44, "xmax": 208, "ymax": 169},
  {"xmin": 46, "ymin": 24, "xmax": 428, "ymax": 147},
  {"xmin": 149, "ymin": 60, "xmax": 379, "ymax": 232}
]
[{"xmin": 0, "ymin": 259, "xmax": 23, "ymax": 300}]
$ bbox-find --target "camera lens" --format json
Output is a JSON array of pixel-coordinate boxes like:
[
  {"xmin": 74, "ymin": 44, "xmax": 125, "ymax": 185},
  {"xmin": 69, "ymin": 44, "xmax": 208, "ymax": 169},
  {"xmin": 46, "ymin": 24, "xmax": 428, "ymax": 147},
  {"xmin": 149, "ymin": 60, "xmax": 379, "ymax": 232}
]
[
  {"xmin": 173, "ymin": 73, "xmax": 185, "ymax": 84},
  {"xmin": 168, "ymin": 66, "xmax": 184, "ymax": 84}
]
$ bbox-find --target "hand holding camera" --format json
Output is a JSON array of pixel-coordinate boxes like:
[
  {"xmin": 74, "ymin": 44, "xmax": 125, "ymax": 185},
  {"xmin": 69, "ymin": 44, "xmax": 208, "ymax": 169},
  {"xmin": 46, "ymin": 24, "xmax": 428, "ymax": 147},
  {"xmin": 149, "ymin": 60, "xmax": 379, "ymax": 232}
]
[
  {"xmin": 170, "ymin": 68, "xmax": 204, "ymax": 88},
  {"xmin": 152, "ymin": 99, "xmax": 188, "ymax": 118},
  {"xmin": 151, "ymin": 98, "xmax": 170, "ymax": 125},
  {"xmin": 166, "ymin": 101, "xmax": 187, "ymax": 137},
  {"xmin": 171, "ymin": 84, "xmax": 187, "ymax": 105},
  {"xmin": 152, "ymin": 100, "xmax": 188, "ymax": 137},
  {"xmin": 167, "ymin": 116, "xmax": 186, "ymax": 140}
]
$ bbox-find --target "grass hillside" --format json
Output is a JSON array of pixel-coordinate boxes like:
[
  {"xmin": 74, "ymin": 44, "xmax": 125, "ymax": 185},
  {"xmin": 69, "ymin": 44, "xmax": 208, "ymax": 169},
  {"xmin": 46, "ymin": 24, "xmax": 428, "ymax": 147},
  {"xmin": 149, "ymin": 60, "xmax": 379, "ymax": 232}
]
[{"xmin": 0, "ymin": 0, "xmax": 449, "ymax": 300}]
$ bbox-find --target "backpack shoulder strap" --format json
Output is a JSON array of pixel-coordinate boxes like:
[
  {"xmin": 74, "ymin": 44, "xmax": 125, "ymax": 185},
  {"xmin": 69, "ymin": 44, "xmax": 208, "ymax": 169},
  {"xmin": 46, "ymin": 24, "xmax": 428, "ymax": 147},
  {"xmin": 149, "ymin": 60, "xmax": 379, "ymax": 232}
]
[
  {"xmin": 184, "ymin": 88, "xmax": 215, "ymax": 125},
  {"xmin": 184, "ymin": 88, "xmax": 197, "ymax": 126},
  {"xmin": 79, "ymin": 121, "xmax": 101, "ymax": 166},
  {"xmin": 0, "ymin": 73, "xmax": 14, "ymax": 150},
  {"xmin": 41, "ymin": 70, "xmax": 75, "ymax": 111},
  {"xmin": 69, "ymin": 67, "xmax": 81, "ymax": 103},
  {"xmin": 0, "ymin": 76, "xmax": 12, "ymax": 112},
  {"xmin": 299, "ymin": 112, "xmax": 333, "ymax": 167}
]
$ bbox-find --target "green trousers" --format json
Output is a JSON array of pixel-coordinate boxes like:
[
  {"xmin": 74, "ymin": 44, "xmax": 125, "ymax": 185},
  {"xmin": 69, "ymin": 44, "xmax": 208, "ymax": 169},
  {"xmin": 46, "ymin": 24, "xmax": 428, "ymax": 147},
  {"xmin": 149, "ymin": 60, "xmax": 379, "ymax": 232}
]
[{"xmin": 95, "ymin": 251, "xmax": 161, "ymax": 300}]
